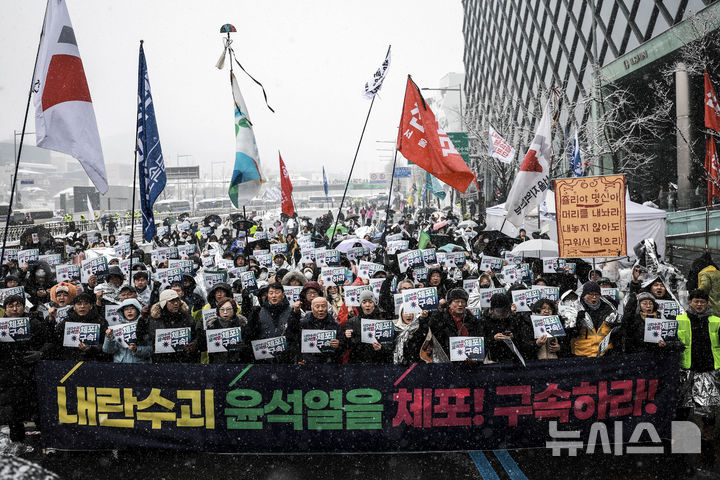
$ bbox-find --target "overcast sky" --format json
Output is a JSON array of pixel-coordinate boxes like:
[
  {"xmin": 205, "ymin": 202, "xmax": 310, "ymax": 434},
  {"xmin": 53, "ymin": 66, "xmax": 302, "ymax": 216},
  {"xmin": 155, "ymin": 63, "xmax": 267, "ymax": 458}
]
[{"xmin": 0, "ymin": 0, "xmax": 465, "ymax": 184}]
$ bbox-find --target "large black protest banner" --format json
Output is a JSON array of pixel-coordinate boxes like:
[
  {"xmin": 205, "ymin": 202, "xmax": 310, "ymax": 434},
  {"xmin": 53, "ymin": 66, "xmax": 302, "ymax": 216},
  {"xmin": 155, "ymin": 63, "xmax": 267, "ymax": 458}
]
[{"xmin": 37, "ymin": 353, "xmax": 678, "ymax": 453}]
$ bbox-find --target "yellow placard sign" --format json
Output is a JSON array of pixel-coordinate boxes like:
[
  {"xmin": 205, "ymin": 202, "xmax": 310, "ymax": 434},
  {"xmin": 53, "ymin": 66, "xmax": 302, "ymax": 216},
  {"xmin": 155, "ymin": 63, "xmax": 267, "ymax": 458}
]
[{"xmin": 554, "ymin": 175, "xmax": 627, "ymax": 258}]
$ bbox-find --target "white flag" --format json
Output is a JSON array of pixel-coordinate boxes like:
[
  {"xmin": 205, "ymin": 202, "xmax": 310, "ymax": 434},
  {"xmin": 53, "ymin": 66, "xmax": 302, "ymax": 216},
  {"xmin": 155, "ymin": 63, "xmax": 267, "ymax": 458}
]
[
  {"xmin": 86, "ymin": 194, "xmax": 95, "ymax": 221},
  {"xmin": 505, "ymin": 102, "xmax": 553, "ymax": 227},
  {"xmin": 363, "ymin": 46, "xmax": 391, "ymax": 99},
  {"xmin": 33, "ymin": 0, "xmax": 107, "ymax": 193},
  {"xmin": 488, "ymin": 125, "xmax": 515, "ymax": 164}
]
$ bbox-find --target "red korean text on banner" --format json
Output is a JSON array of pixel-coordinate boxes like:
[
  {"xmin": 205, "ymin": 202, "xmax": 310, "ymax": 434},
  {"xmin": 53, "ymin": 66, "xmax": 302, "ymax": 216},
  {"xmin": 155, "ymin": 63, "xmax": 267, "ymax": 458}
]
[
  {"xmin": 705, "ymin": 71, "xmax": 720, "ymax": 133},
  {"xmin": 706, "ymin": 137, "xmax": 720, "ymax": 204}
]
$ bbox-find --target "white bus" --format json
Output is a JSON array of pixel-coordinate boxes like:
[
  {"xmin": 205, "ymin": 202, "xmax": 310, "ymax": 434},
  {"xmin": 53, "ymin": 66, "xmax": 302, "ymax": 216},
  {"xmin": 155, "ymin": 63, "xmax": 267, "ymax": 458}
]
[
  {"xmin": 154, "ymin": 200, "xmax": 191, "ymax": 213},
  {"xmin": 196, "ymin": 198, "xmax": 235, "ymax": 210}
]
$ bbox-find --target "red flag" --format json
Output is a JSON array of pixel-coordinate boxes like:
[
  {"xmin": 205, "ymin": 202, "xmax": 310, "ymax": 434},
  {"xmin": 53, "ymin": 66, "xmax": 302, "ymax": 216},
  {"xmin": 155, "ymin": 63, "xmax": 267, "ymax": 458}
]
[
  {"xmin": 707, "ymin": 137, "xmax": 720, "ymax": 204},
  {"xmin": 279, "ymin": 152, "xmax": 295, "ymax": 217},
  {"xmin": 33, "ymin": 0, "xmax": 107, "ymax": 193},
  {"xmin": 396, "ymin": 76, "xmax": 475, "ymax": 193},
  {"xmin": 705, "ymin": 71, "xmax": 720, "ymax": 133}
]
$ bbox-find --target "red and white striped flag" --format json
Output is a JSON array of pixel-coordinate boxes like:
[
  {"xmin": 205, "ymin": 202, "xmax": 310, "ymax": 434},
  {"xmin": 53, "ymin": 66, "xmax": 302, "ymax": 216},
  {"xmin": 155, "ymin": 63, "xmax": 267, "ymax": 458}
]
[{"xmin": 33, "ymin": 0, "xmax": 107, "ymax": 193}]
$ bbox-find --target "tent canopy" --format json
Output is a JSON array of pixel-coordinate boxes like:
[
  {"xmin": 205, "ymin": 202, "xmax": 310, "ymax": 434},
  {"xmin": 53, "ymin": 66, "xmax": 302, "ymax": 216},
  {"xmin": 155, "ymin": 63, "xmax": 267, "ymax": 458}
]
[{"xmin": 485, "ymin": 189, "xmax": 667, "ymax": 258}]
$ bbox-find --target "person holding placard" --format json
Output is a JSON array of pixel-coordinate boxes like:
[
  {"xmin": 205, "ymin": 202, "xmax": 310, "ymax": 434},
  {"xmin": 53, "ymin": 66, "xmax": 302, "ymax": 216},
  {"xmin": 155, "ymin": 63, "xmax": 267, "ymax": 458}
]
[
  {"xmin": 563, "ymin": 282, "xmax": 620, "ymax": 357},
  {"xmin": 0, "ymin": 294, "xmax": 50, "ymax": 445},
  {"xmin": 427, "ymin": 268, "xmax": 449, "ymax": 305},
  {"xmin": 344, "ymin": 291, "xmax": 391, "ymax": 364},
  {"xmin": 47, "ymin": 282, "xmax": 77, "ymax": 326},
  {"xmin": 102, "ymin": 299, "xmax": 152, "ymax": 364},
  {"xmin": 404, "ymin": 288, "xmax": 484, "ymax": 364},
  {"xmin": 676, "ymin": 289, "xmax": 720, "ymax": 470},
  {"xmin": 198, "ymin": 298, "xmax": 250, "ymax": 364},
  {"xmin": 324, "ymin": 285, "xmax": 348, "ymax": 327},
  {"xmin": 299, "ymin": 281, "xmax": 323, "ymax": 313},
  {"xmin": 245, "ymin": 282, "xmax": 301, "ymax": 364},
  {"xmin": 485, "ymin": 293, "xmax": 531, "ymax": 365},
  {"xmin": 530, "ymin": 299, "xmax": 570, "ymax": 360},
  {"xmin": 290, "ymin": 296, "xmax": 345, "ymax": 364},
  {"xmin": 54, "ymin": 292, "xmax": 109, "ymax": 362},
  {"xmin": 616, "ymin": 292, "xmax": 679, "ymax": 355},
  {"xmin": 148, "ymin": 289, "xmax": 199, "ymax": 364}
]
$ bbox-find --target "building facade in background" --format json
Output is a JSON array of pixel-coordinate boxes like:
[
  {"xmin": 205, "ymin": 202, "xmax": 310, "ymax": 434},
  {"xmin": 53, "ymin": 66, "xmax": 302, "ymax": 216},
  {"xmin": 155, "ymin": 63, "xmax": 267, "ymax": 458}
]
[{"xmin": 462, "ymin": 0, "xmax": 720, "ymax": 209}]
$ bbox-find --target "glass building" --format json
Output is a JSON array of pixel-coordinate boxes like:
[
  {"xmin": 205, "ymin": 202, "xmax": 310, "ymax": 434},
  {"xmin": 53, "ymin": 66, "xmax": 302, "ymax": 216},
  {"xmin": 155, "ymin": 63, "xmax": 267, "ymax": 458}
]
[{"xmin": 462, "ymin": 0, "xmax": 720, "ymax": 208}]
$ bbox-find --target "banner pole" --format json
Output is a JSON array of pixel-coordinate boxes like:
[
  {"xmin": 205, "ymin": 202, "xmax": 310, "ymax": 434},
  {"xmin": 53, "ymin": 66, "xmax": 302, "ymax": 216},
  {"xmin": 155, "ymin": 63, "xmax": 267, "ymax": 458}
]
[
  {"xmin": 382, "ymin": 150, "xmax": 399, "ymax": 245},
  {"xmin": 330, "ymin": 94, "xmax": 377, "ymax": 245},
  {"xmin": 129, "ymin": 40, "xmax": 143, "ymax": 285},
  {"xmin": 1, "ymin": 3, "xmax": 46, "ymax": 272}
]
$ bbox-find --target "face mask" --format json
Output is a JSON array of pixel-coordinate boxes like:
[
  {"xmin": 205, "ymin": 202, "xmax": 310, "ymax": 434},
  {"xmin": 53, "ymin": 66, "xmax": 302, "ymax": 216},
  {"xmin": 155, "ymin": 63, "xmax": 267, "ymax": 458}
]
[{"xmin": 304, "ymin": 271, "xmax": 313, "ymax": 280}]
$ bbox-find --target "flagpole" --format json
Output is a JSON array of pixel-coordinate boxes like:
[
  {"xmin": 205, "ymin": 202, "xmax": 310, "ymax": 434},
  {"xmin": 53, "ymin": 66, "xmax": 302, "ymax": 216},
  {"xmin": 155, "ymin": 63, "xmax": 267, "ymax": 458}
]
[
  {"xmin": 329, "ymin": 94, "xmax": 376, "ymax": 245},
  {"xmin": 1, "ymin": 5, "xmax": 46, "ymax": 271},
  {"xmin": 381, "ymin": 150, "xmax": 399, "ymax": 245},
  {"xmin": 128, "ymin": 40, "xmax": 143, "ymax": 285}
]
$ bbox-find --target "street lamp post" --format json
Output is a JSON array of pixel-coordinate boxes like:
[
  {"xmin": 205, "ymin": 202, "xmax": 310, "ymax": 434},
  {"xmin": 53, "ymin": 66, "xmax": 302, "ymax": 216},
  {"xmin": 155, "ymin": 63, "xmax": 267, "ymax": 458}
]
[{"xmin": 176, "ymin": 154, "xmax": 192, "ymax": 201}]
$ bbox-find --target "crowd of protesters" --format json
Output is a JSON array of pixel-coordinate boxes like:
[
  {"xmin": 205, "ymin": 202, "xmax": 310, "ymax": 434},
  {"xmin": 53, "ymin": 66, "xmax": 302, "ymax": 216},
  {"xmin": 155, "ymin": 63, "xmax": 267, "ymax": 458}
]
[{"xmin": 1, "ymin": 203, "xmax": 719, "ymax": 467}]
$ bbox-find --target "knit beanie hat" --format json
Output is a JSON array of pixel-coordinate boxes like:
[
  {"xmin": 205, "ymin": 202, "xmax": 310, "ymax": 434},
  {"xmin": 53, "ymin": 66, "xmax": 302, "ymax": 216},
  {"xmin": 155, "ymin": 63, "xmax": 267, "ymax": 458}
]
[
  {"xmin": 581, "ymin": 281, "xmax": 601, "ymax": 297},
  {"xmin": 359, "ymin": 290, "xmax": 377, "ymax": 304},
  {"xmin": 446, "ymin": 288, "xmax": 469, "ymax": 303}
]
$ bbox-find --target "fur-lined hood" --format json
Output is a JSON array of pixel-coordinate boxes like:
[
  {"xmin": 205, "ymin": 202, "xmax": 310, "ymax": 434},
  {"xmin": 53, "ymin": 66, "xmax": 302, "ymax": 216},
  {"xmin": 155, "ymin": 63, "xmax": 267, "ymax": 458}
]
[
  {"xmin": 150, "ymin": 300, "xmax": 189, "ymax": 319},
  {"xmin": 282, "ymin": 270, "xmax": 307, "ymax": 286}
]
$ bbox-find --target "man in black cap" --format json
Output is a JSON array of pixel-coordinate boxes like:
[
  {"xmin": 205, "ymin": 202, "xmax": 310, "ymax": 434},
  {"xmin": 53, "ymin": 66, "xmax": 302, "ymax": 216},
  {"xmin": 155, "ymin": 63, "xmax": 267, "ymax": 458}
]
[
  {"xmin": 94, "ymin": 265, "xmax": 125, "ymax": 314},
  {"xmin": 564, "ymin": 281, "xmax": 620, "ymax": 357},
  {"xmin": 485, "ymin": 292, "xmax": 533, "ymax": 364},
  {"xmin": 405, "ymin": 288, "xmax": 485, "ymax": 362}
]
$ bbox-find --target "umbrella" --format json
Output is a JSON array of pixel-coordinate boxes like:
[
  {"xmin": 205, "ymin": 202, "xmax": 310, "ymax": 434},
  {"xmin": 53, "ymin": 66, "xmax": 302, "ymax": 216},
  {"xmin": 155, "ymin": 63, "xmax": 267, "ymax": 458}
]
[
  {"xmin": 326, "ymin": 225, "xmax": 348, "ymax": 238},
  {"xmin": 345, "ymin": 213, "xmax": 360, "ymax": 221},
  {"xmin": 354, "ymin": 226, "xmax": 375, "ymax": 239},
  {"xmin": 457, "ymin": 220, "xmax": 478, "ymax": 229},
  {"xmin": 335, "ymin": 237, "xmax": 377, "ymax": 253},
  {"xmin": 19, "ymin": 226, "xmax": 55, "ymax": 251},
  {"xmin": 203, "ymin": 214, "xmax": 222, "ymax": 227},
  {"xmin": 438, "ymin": 243, "xmax": 464, "ymax": 252},
  {"xmin": 511, "ymin": 239, "xmax": 559, "ymax": 258},
  {"xmin": 433, "ymin": 220, "xmax": 448, "ymax": 231}
]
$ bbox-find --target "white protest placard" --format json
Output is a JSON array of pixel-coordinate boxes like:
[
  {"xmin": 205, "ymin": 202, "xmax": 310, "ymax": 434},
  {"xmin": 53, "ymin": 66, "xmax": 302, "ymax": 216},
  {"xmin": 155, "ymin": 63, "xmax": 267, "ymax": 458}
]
[
  {"xmin": 386, "ymin": 233, "xmax": 403, "ymax": 242},
  {"xmin": 177, "ymin": 244, "xmax": 196, "ymax": 259},
  {"xmin": 644, "ymin": 318, "xmax": 679, "ymax": 343},
  {"xmin": 105, "ymin": 304, "xmax": 122, "ymax": 326},
  {"xmin": 449, "ymin": 336, "xmax": 485, "ymax": 362},
  {"xmin": 118, "ymin": 257, "xmax": 140, "ymax": 280},
  {"xmin": 18, "ymin": 249, "xmax": 39, "ymax": 269},
  {"xmin": 480, "ymin": 255, "xmax": 504, "ymax": 272},
  {"xmin": 501, "ymin": 265, "xmax": 519, "ymax": 284},
  {"xmin": 511, "ymin": 289, "xmax": 543, "ymax": 312},
  {"xmin": 270, "ymin": 243, "xmax": 288, "ymax": 256},
  {"xmin": 0, "ymin": 317, "xmax": 31, "ymax": 342},
  {"xmin": 201, "ymin": 255, "xmax": 215, "ymax": 268},
  {"xmin": 240, "ymin": 271, "xmax": 258, "ymax": 292},
  {"xmin": 531, "ymin": 286, "xmax": 560, "ymax": 302},
  {"xmin": 156, "ymin": 267, "xmax": 185, "ymax": 287},
  {"xmin": 360, "ymin": 319, "xmax": 394, "ymax": 345},
  {"xmin": 344, "ymin": 284, "xmax": 373, "ymax": 307},
  {"xmin": 2, "ymin": 248, "xmax": 19, "ymax": 264},
  {"xmin": 169, "ymin": 259, "xmax": 195, "ymax": 276},
  {"xmin": 202, "ymin": 309, "xmax": 218, "ymax": 330},
  {"xmin": 413, "ymin": 267, "xmax": 429, "ymax": 283},
  {"xmin": 154, "ymin": 327, "xmax": 191, "ymax": 354},
  {"xmin": 369, "ymin": 278, "xmax": 384, "ymax": 297},
  {"xmin": 109, "ymin": 321, "xmax": 138, "ymax": 348},
  {"xmin": 462, "ymin": 279, "xmax": 478, "ymax": 294},
  {"xmin": 114, "ymin": 243, "xmax": 131, "ymax": 257},
  {"xmin": 253, "ymin": 231, "xmax": 268, "ymax": 241},
  {"xmin": 255, "ymin": 253, "xmax": 273, "ymax": 268},
  {"xmin": 448, "ymin": 251, "xmax": 467, "ymax": 268},
  {"xmin": 320, "ymin": 267, "xmax": 346, "ymax": 287},
  {"xmin": 56, "ymin": 264, "xmax": 81, "ymax": 283},
  {"xmin": 397, "ymin": 249, "xmax": 424, "ymax": 273},
  {"xmin": 504, "ymin": 252, "xmax": 523, "ymax": 265},
  {"xmin": 251, "ymin": 336, "xmax": 288, "ymax": 360},
  {"xmin": 387, "ymin": 240, "xmax": 409, "ymax": 255},
  {"xmin": 283, "ymin": 285, "xmax": 302, "ymax": 303},
  {"xmin": 402, "ymin": 287, "xmax": 439, "ymax": 314},
  {"xmin": 80, "ymin": 256, "xmax": 108, "ymax": 283},
  {"xmin": 601, "ymin": 288, "xmax": 620, "ymax": 303},
  {"xmin": 206, "ymin": 327, "xmax": 243, "ymax": 353},
  {"xmin": 421, "ymin": 248, "xmax": 437, "ymax": 266},
  {"xmin": 357, "ymin": 261, "xmax": 383, "ymax": 280},
  {"xmin": 203, "ymin": 271, "xmax": 226, "ymax": 290},
  {"xmin": 39, "ymin": 254, "xmax": 62, "ymax": 266},
  {"xmin": 517, "ymin": 263, "xmax": 532, "ymax": 282},
  {"xmin": 477, "ymin": 287, "xmax": 506, "ymax": 308},
  {"xmin": 55, "ymin": 305, "xmax": 72, "ymax": 325},
  {"xmin": 316, "ymin": 249, "xmax": 341, "ymax": 267},
  {"xmin": 531, "ymin": 315, "xmax": 566, "ymax": 338},
  {"xmin": 227, "ymin": 266, "xmax": 248, "ymax": 280},
  {"xmin": 346, "ymin": 247, "xmax": 365, "ymax": 260},
  {"xmin": 217, "ymin": 259, "xmax": 234, "ymax": 270},
  {"xmin": 542, "ymin": 258, "xmax": 560, "ymax": 273},
  {"xmin": 63, "ymin": 322, "xmax": 100, "ymax": 347},
  {"xmin": 0, "ymin": 286, "xmax": 25, "ymax": 305},
  {"xmin": 657, "ymin": 300, "xmax": 681, "ymax": 319},
  {"xmin": 301, "ymin": 329, "xmax": 336, "ymax": 353},
  {"xmin": 394, "ymin": 293, "xmax": 403, "ymax": 315}
]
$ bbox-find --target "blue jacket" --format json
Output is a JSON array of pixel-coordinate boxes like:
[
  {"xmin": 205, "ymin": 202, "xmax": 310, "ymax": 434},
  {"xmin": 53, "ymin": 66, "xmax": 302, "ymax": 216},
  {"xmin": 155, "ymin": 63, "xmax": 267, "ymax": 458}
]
[{"xmin": 102, "ymin": 299, "xmax": 152, "ymax": 363}]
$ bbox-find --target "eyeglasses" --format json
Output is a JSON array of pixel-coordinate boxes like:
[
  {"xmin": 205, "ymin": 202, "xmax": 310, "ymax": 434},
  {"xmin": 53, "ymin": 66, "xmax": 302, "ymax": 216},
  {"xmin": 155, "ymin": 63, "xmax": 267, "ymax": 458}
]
[
  {"xmin": 219, "ymin": 307, "xmax": 234, "ymax": 313},
  {"xmin": 584, "ymin": 293, "xmax": 601, "ymax": 298}
]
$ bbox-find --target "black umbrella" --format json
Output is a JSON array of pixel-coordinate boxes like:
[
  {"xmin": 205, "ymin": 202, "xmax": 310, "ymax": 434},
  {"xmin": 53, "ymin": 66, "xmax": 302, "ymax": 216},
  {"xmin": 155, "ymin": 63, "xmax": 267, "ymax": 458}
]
[
  {"xmin": 203, "ymin": 214, "xmax": 223, "ymax": 227},
  {"xmin": 19, "ymin": 226, "xmax": 55, "ymax": 251}
]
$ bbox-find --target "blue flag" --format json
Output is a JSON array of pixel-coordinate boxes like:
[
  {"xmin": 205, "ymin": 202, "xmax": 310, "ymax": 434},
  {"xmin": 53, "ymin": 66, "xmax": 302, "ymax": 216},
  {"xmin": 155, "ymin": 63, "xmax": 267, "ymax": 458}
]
[
  {"xmin": 323, "ymin": 166, "xmax": 329, "ymax": 199},
  {"xmin": 136, "ymin": 42, "xmax": 166, "ymax": 242},
  {"xmin": 570, "ymin": 128, "xmax": 583, "ymax": 177}
]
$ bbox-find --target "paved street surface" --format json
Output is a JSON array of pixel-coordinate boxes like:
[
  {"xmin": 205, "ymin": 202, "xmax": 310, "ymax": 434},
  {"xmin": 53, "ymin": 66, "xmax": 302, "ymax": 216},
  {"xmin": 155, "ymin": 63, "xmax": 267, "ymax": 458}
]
[{"xmin": 4, "ymin": 427, "xmax": 719, "ymax": 480}]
